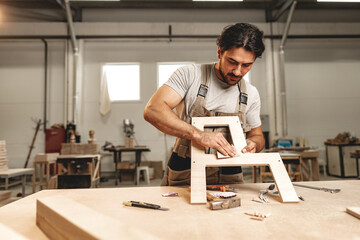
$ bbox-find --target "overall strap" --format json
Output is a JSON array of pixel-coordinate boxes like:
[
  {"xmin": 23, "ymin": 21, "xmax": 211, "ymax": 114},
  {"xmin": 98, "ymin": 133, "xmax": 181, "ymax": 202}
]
[
  {"xmin": 175, "ymin": 64, "xmax": 213, "ymax": 158},
  {"xmin": 235, "ymin": 78, "xmax": 248, "ymax": 114}
]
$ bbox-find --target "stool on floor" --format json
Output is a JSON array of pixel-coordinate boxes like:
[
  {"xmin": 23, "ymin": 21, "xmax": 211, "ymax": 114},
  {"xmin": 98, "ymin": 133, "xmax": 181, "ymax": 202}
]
[{"xmin": 135, "ymin": 166, "xmax": 150, "ymax": 185}]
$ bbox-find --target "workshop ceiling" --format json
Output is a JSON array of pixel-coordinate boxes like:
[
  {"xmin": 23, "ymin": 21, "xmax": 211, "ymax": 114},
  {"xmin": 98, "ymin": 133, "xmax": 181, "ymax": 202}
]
[{"xmin": 0, "ymin": 0, "xmax": 359, "ymax": 22}]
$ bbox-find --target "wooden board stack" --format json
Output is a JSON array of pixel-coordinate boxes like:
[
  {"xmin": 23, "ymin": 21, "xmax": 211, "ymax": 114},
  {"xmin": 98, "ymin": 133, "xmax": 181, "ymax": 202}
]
[{"xmin": 0, "ymin": 140, "xmax": 8, "ymax": 171}]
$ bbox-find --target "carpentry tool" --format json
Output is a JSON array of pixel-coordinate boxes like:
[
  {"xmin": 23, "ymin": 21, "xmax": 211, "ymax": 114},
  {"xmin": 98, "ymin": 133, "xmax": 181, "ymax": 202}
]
[
  {"xmin": 209, "ymin": 197, "xmax": 241, "ymax": 210},
  {"xmin": 292, "ymin": 183, "xmax": 341, "ymax": 193},
  {"xmin": 123, "ymin": 200, "xmax": 169, "ymax": 211},
  {"xmin": 259, "ymin": 192, "xmax": 269, "ymax": 203},
  {"xmin": 207, "ymin": 185, "xmax": 234, "ymax": 192}
]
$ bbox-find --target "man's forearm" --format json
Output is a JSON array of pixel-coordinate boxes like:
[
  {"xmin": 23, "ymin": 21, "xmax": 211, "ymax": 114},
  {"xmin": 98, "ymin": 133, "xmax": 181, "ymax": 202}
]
[
  {"xmin": 247, "ymin": 135, "xmax": 265, "ymax": 153},
  {"xmin": 245, "ymin": 126, "xmax": 265, "ymax": 153},
  {"xmin": 144, "ymin": 103, "xmax": 199, "ymax": 141}
]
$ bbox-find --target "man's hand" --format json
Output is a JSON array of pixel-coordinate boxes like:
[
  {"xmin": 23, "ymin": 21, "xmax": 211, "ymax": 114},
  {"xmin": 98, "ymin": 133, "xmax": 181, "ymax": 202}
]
[
  {"xmin": 241, "ymin": 139, "xmax": 257, "ymax": 153},
  {"xmin": 193, "ymin": 131, "xmax": 237, "ymax": 157}
]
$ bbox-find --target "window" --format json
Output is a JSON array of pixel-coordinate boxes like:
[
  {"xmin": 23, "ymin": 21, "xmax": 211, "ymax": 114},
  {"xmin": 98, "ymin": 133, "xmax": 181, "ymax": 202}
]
[
  {"xmin": 157, "ymin": 63, "xmax": 192, "ymax": 88},
  {"xmin": 103, "ymin": 64, "xmax": 140, "ymax": 101}
]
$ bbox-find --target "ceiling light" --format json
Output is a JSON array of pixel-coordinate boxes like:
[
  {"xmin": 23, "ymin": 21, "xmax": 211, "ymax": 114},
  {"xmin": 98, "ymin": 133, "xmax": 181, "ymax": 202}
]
[{"xmin": 317, "ymin": 0, "xmax": 360, "ymax": 2}]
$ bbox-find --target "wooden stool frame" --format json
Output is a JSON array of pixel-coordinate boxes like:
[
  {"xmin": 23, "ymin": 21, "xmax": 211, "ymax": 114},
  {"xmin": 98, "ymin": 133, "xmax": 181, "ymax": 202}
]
[{"xmin": 190, "ymin": 116, "xmax": 299, "ymax": 204}]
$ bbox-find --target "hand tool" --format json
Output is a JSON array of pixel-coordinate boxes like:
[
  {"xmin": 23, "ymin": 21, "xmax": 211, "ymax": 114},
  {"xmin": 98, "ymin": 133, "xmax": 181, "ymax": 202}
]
[
  {"xmin": 123, "ymin": 200, "xmax": 169, "ymax": 211},
  {"xmin": 260, "ymin": 183, "xmax": 276, "ymax": 195},
  {"xmin": 207, "ymin": 185, "xmax": 234, "ymax": 192},
  {"xmin": 258, "ymin": 192, "xmax": 269, "ymax": 203},
  {"xmin": 292, "ymin": 183, "xmax": 341, "ymax": 193},
  {"xmin": 209, "ymin": 197, "xmax": 241, "ymax": 210}
]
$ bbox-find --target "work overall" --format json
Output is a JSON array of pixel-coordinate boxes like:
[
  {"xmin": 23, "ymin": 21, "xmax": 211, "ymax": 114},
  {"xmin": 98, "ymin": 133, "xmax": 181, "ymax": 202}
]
[{"xmin": 161, "ymin": 64, "xmax": 251, "ymax": 186}]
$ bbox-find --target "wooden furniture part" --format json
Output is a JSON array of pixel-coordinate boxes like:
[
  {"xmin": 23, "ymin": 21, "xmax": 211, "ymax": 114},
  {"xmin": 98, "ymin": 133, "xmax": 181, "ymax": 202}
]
[
  {"xmin": 191, "ymin": 116, "xmax": 299, "ymax": 204},
  {"xmin": 36, "ymin": 196, "xmax": 156, "ymax": 240},
  {"xmin": 346, "ymin": 207, "xmax": 360, "ymax": 220},
  {"xmin": 326, "ymin": 143, "xmax": 360, "ymax": 178},
  {"xmin": 0, "ymin": 168, "xmax": 34, "ymax": 197},
  {"xmin": 300, "ymin": 150, "xmax": 320, "ymax": 181},
  {"xmin": 259, "ymin": 153, "xmax": 302, "ymax": 183},
  {"xmin": 350, "ymin": 151, "xmax": 360, "ymax": 178},
  {"xmin": 265, "ymin": 148, "xmax": 320, "ymax": 181},
  {"xmin": 32, "ymin": 153, "xmax": 59, "ymax": 193},
  {"xmin": 104, "ymin": 146, "xmax": 150, "ymax": 185},
  {"xmin": 0, "ymin": 140, "xmax": 8, "ymax": 171},
  {"xmin": 0, "ymin": 181, "xmax": 359, "ymax": 240},
  {"xmin": 56, "ymin": 155, "xmax": 101, "ymax": 188}
]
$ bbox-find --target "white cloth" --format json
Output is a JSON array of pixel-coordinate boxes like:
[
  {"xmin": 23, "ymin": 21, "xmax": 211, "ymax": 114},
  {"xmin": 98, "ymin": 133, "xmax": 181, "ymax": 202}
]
[
  {"xmin": 99, "ymin": 70, "xmax": 111, "ymax": 116},
  {"xmin": 165, "ymin": 63, "xmax": 261, "ymax": 129}
]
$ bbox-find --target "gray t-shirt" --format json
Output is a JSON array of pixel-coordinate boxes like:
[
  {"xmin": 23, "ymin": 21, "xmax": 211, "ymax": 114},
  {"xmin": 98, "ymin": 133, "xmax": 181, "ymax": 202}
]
[{"xmin": 165, "ymin": 63, "xmax": 261, "ymax": 129}]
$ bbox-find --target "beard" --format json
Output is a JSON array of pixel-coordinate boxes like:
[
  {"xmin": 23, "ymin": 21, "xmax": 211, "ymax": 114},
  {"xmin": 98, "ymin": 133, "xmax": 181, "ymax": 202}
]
[{"xmin": 219, "ymin": 61, "xmax": 242, "ymax": 86}]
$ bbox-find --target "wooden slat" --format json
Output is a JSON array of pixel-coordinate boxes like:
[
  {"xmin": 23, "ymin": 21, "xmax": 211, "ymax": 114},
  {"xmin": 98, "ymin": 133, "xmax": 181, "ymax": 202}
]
[
  {"xmin": 346, "ymin": 207, "xmax": 360, "ymax": 219},
  {"xmin": 36, "ymin": 196, "xmax": 157, "ymax": 240}
]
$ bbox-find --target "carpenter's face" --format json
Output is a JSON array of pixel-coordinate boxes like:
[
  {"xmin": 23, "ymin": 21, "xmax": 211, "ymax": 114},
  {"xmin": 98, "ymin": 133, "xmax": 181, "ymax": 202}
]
[{"xmin": 217, "ymin": 47, "xmax": 256, "ymax": 85}]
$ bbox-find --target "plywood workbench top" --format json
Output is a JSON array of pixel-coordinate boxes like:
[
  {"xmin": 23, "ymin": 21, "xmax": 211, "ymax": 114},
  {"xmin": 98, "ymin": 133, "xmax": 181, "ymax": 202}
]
[{"xmin": 0, "ymin": 180, "xmax": 359, "ymax": 240}]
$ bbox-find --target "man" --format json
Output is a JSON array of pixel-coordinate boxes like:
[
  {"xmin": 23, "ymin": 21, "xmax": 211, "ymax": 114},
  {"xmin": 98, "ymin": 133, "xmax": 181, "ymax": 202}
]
[{"xmin": 144, "ymin": 23, "xmax": 265, "ymax": 186}]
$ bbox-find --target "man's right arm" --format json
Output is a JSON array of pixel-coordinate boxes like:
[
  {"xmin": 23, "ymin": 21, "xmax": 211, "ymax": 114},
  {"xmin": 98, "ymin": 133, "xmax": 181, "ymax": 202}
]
[{"xmin": 143, "ymin": 85, "xmax": 236, "ymax": 157}]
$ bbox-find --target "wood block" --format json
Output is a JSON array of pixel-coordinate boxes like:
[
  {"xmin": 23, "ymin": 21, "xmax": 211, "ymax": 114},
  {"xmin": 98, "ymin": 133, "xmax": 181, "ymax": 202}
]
[
  {"xmin": 191, "ymin": 116, "xmax": 299, "ymax": 204},
  {"xmin": 346, "ymin": 207, "xmax": 360, "ymax": 219},
  {"xmin": 0, "ymin": 191, "xmax": 11, "ymax": 201},
  {"xmin": 36, "ymin": 196, "xmax": 157, "ymax": 240}
]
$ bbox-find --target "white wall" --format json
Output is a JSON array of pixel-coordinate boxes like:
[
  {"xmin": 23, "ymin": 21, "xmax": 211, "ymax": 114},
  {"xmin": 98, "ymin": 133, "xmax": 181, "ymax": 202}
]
[
  {"xmin": 284, "ymin": 38, "xmax": 360, "ymax": 159},
  {"xmin": 0, "ymin": 40, "xmax": 65, "ymax": 168}
]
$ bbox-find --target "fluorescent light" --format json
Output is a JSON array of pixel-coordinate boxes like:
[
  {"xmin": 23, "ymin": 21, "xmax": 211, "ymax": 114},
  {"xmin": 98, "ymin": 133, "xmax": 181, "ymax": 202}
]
[
  {"xmin": 193, "ymin": 0, "xmax": 243, "ymax": 2},
  {"xmin": 317, "ymin": 0, "xmax": 360, "ymax": 2}
]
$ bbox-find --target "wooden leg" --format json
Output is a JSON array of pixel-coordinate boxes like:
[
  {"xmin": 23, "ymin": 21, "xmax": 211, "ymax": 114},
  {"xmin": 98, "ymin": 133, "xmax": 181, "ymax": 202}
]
[
  {"xmin": 32, "ymin": 162, "xmax": 36, "ymax": 193},
  {"xmin": 252, "ymin": 166, "xmax": 257, "ymax": 183},
  {"xmin": 311, "ymin": 158, "xmax": 320, "ymax": 181},
  {"xmin": 40, "ymin": 163, "xmax": 44, "ymax": 190},
  {"xmin": 46, "ymin": 162, "xmax": 50, "ymax": 187},
  {"xmin": 260, "ymin": 166, "xmax": 265, "ymax": 183}
]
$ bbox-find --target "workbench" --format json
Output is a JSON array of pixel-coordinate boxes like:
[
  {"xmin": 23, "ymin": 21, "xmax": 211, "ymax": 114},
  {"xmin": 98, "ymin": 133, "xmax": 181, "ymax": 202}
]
[
  {"xmin": 104, "ymin": 145, "xmax": 150, "ymax": 185},
  {"xmin": 56, "ymin": 154, "xmax": 101, "ymax": 188},
  {"xmin": 0, "ymin": 168, "xmax": 34, "ymax": 197},
  {"xmin": 266, "ymin": 147, "xmax": 320, "ymax": 181},
  {"xmin": 0, "ymin": 180, "xmax": 359, "ymax": 239}
]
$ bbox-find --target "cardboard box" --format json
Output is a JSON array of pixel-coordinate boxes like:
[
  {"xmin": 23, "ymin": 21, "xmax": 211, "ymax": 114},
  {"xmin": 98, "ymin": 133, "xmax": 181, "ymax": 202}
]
[
  {"xmin": 61, "ymin": 143, "xmax": 98, "ymax": 155},
  {"xmin": 140, "ymin": 161, "xmax": 163, "ymax": 179}
]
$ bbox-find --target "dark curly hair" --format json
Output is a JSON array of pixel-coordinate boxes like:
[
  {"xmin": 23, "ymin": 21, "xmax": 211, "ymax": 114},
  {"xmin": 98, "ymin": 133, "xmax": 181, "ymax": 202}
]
[{"xmin": 217, "ymin": 23, "xmax": 265, "ymax": 59}]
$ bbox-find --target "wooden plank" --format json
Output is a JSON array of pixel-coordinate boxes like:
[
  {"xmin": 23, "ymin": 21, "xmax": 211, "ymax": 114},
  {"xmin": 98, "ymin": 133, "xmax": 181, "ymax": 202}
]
[
  {"xmin": 0, "ymin": 190, "xmax": 11, "ymax": 201},
  {"xmin": 36, "ymin": 196, "xmax": 157, "ymax": 240},
  {"xmin": 0, "ymin": 182, "xmax": 360, "ymax": 239},
  {"xmin": 0, "ymin": 222, "xmax": 28, "ymax": 240},
  {"xmin": 191, "ymin": 116, "xmax": 299, "ymax": 204},
  {"xmin": 346, "ymin": 207, "xmax": 360, "ymax": 220}
]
